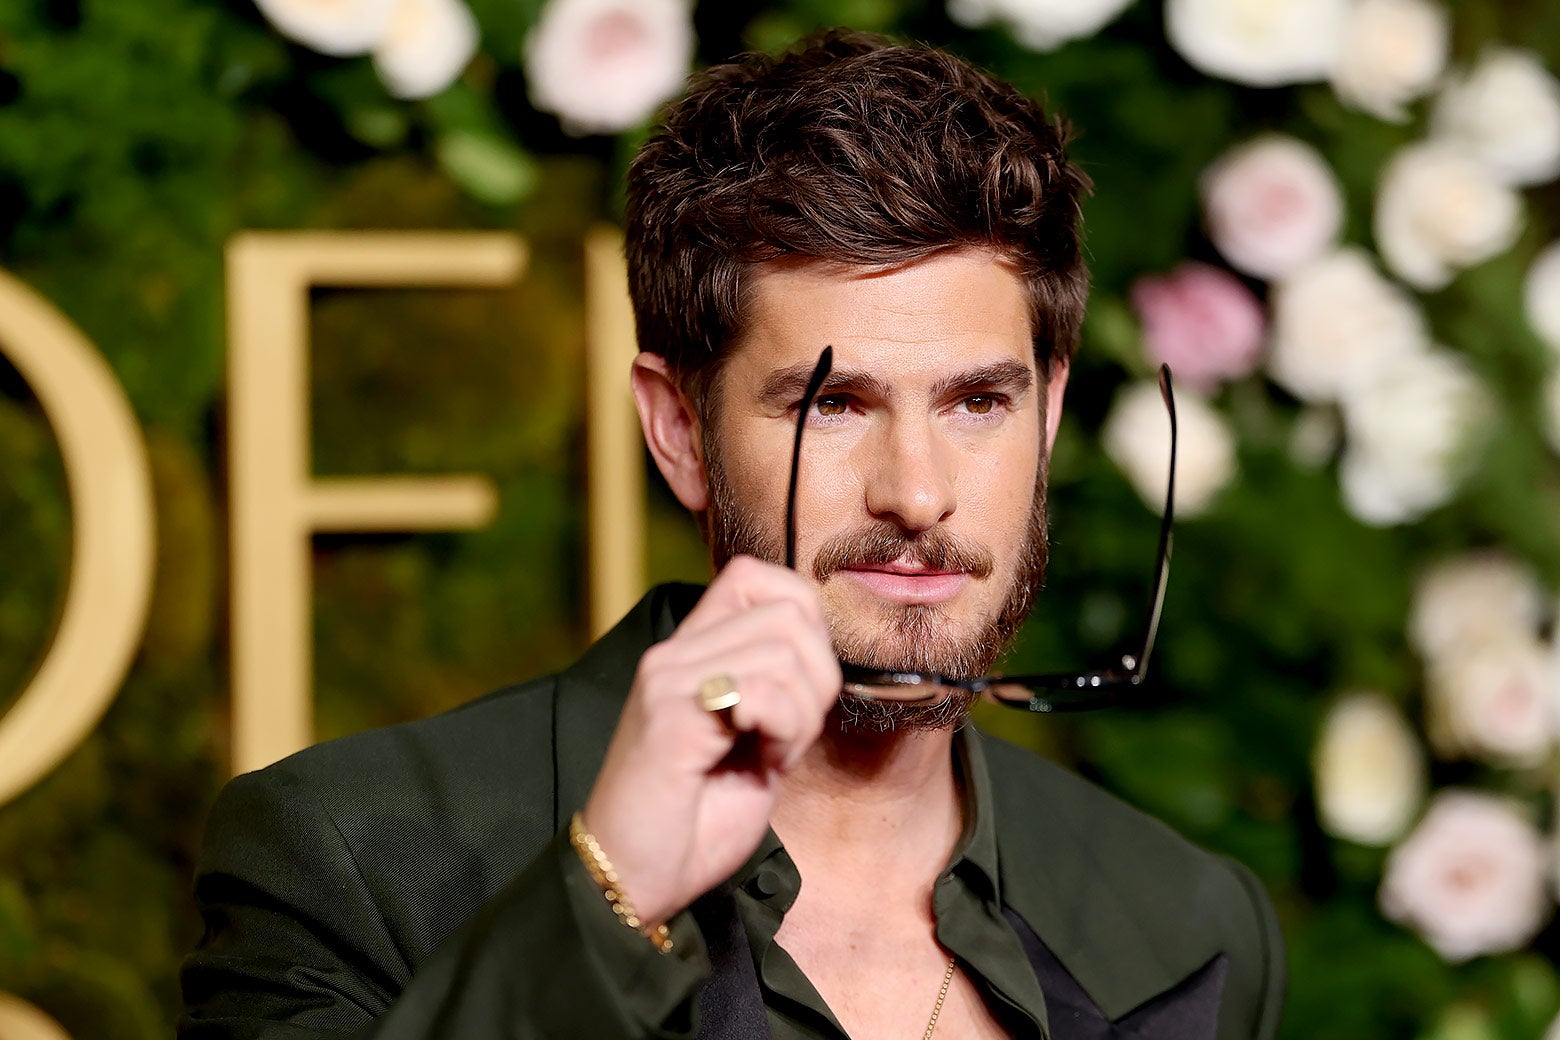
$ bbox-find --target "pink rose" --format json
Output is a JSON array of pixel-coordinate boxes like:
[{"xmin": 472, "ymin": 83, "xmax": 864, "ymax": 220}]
[
  {"xmin": 1130, "ymin": 262, "xmax": 1265, "ymax": 392},
  {"xmin": 525, "ymin": 0, "xmax": 695, "ymax": 136},
  {"xmin": 1201, "ymin": 136, "xmax": 1344, "ymax": 280},
  {"xmin": 1379, "ymin": 790, "xmax": 1551, "ymax": 962}
]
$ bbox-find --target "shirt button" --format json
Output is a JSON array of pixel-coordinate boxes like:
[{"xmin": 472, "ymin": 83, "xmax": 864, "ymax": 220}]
[{"xmin": 754, "ymin": 866, "xmax": 783, "ymax": 897}]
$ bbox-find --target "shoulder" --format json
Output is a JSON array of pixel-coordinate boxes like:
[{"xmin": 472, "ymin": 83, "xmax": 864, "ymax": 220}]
[
  {"xmin": 207, "ymin": 674, "xmax": 562, "ymax": 829},
  {"xmin": 226, "ymin": 673, "xmax": 561, "ymax": 823},
  {"xmin": 199, "ymin": 676, "xmax": 566, "ymax": 961},
  {"xmin": 980, "ymin": 730, "xmax": 1285, "ymax": 1038},
  {"xmin": 983, "ymin": 731, "xmax": 1240, "ymax": 889}
]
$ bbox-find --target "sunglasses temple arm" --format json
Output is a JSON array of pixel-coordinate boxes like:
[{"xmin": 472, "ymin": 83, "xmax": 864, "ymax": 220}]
[
  {"xmin": 785, "ymin": 346, "xmax": 834, "ymax": 571},
  {"xmin": 1135, "ymin": 364, "xmax": 1177, "ymax": 679}
]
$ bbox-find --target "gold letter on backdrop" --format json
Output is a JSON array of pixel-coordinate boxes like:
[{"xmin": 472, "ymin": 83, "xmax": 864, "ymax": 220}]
[
  {"xmin": 585, "ymin": 227, "xmax": 647, "ymax": 638},
  {"xmin": 227, "ymin": 232, "xmax": 523, "ymax": 776},
  {"xmin": 0, "ymin": 992, "xmax": 72, "ymax": 1040},
  {"xmin": 0, "ymin": 271, "xmax": 156, "ymax": 810}
]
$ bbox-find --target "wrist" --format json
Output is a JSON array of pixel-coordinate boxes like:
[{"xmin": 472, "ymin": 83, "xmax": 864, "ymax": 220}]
[{"xmin": 569, "ymin": 811, "xmax": 674, "ymax": 954}]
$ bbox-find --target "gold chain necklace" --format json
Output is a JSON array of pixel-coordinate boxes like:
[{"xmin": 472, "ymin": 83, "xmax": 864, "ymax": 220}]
[{"xmin": 921, "ymin": 956, "xmax": 958, "ymax": 1039}]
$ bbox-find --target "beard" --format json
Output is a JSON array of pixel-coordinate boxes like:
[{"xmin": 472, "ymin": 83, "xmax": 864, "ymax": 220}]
[{"xmin": 703, "ymin": 443, "xmax": 1049, "ymax": 735}]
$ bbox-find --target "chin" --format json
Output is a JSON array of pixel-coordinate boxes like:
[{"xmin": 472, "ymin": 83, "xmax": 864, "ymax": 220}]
[{"xmin": 829, "ymin": 600, "xmax": 1005, "ymax": 680}]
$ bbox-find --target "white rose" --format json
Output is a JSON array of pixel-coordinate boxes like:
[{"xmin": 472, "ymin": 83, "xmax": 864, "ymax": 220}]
[
  {"xmin": 373, "ymin": 0, "xmax": 479, "ymax": 99},
  {"xmin": 1375, "ymin": 142, "xmax": 1523, "ymax": 291},
  {"xmin": 1200, "ymin": 135, "xmax": 1343, "ymax": 281},
  {"xmin": 524, "ymin": 0, "xmax": 695, "ymax": 136},
  {"xmin": 947, "ymin": 0, "xmax": 1136, "ymax": 51},
  {"xmin": 1409, "ymin": 551, "xmax": 1548, "ymax": 662},
  {"xmin": 1337, "ymin": 349, "xmax": 1491, "ymax": 526},
  {"xmin": 1426, "ymin": 636, "xmax": 1557, "ymax": 768},
  {"xmin": 1268, "ymin": 248, "xmax": 1428, "ymax": 404},
  {"xmin": 1314, "ymin": 692, "xmax": 1426, "ymax": 845},
  {"xmin": 1102, "ymin": 379, "xmax": 1235, "ymax": 517},
  {"xmin": 1379, "ymin": 790, "xmax": 1550, "ymax": 962},
  {"xmin": 1526, "ymin": 242, "xmax": 1560, "ymax": 356},
  {"xmin": 1331, "ymin": 0, "xmax": 1449, "ymax": 123},
  {"xmin": 254, "ymin": 0, "xmax": 399, "ymax": 56},
  {"xmin": 1433, "ymin": 46, "xmax": 1560, "ymax": 188},
  {"xmin": 1165, "ymin": 0, "xmax": 1346, "ymax": 87}
]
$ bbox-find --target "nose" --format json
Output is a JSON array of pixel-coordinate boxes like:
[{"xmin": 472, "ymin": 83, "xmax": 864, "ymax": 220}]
[{"xmin": 862, "ymin": 419, "xmax": 956, "ymax": 533}]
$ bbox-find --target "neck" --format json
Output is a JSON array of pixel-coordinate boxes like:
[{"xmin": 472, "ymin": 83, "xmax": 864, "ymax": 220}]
[{"xmin": 771, "ymin": 719, "xmax": 963, "ymax": 887}]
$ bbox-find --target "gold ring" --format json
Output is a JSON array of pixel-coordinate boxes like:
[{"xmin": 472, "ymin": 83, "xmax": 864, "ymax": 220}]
[{"xmin": 697, "ymin": 674, "xmax": 741, "ymax": 724}]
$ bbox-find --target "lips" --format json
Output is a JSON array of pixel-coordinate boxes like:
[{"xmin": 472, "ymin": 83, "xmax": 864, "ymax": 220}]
[{"xmin": 839, "ymin": 563, "xmax": 970, "ymax": 605}]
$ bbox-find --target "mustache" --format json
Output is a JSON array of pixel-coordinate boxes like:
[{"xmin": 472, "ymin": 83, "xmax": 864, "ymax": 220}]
[{"xmin": 810, "ymin": 522, "xmax": 995, "ymax": 583}]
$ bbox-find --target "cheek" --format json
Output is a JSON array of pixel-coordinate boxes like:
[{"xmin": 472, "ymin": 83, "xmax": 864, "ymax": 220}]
[
  {"xmin": 712, "ymin": 415, "xmax": 795, "ymax": 515},
  {"xmin": 963, "ymin": 434, "xmax": 1043, "ymax": 542}
]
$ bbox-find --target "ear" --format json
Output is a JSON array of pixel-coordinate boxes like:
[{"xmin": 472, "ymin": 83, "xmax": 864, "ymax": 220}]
[
  {"xmin": 631, "ymin": 352, "xmax": 709, "ymax": 512},
  {"xmin": 1043, "ymin": 356, "xmax": 1070, "ymax": 456}
]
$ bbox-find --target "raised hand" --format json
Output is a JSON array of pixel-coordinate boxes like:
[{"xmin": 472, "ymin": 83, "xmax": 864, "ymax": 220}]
[{"xmin": 580, "ymin": 556, "xmax": 842, "ymax": 927}]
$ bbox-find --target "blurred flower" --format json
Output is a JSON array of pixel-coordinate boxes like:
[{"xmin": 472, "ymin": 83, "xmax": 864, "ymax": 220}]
[
  {"xmin": 1268, "ymin": 248, "xmax": 1427, "ymax": 404},
  {"xmin": 524, "ymin": 0, "xmax": 694, "ymax": 135},
  {"xmin": 254, "ymin": 0, "xmax": 398, "ymax": 56},
  {"xmin": 1200, "ymin": 135, "xmax": 1343, "ymax": 281},
  {"xmin": 1409, "ymin": 552, "xmax": 1548, "ymax": 663},
  {"xmin": 1314, "ymin": 692, "xmax": 1426, "ymax": 845},
  {"xmin": 947, "ymin": 0, "xmax": 1135, "ymax": 51},
  {"xmin": 1425, "ymin": 635, "xmax": 1557, "ymax": 767},
  {"xmin": 1379, "ymin": 790, "xmax": 1550, "ymax": 962},
  {"xmin": 373, "ymin": 0, "xmax": 479, "ymax": 99},
  {"xmin": 1338, "ymin": 349, "xmax": 1491, "ymax": 526},
  {"xmin": 1102, "ymin": 379, "xmax": 1235, "ymax": 517},
  {"xmin": 1526, "ymin": 242, "xmax": 1560, "ymax": 355},
  {"xmin": 1288, "ymin": 407, "xmax": 1340, "ymax": 469},
  {"xmin": 1375, "ymin": 142, "xmax": 1522, "ymax": 291},
  {"xmin": 1433, "ymin": 46, "xmax": 1560, "ymax": 188},
  {"xmin": 1331, "ymin": 0, "xmax": 1449, "ymax": 123},
  {"xmin": 1130, "ymin": 262, "xmax": 1264, "ymax": 392},
  {"xmin": 1164, "ymin": 0, "xmax": 1345, "ymax": 87}
]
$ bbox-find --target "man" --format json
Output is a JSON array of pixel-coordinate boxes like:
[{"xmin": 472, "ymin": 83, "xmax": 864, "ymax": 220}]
[{"xmin": 181, "ymin": 31, "xmax": 1285, "ymax": 1040}]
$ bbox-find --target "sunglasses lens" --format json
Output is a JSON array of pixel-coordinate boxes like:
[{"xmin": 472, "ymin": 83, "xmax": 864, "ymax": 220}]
[
  {"xmin": 841, "ymin": 676, "xmax": 961, "ymax": 705},
  {"xmin": 981, "ymin": 681, "xmax": 1042, "ymax": 704}
]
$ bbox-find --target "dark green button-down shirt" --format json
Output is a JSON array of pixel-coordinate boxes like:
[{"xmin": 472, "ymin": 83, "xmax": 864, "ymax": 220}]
[{"xmin": 564, "ymin": 725, "xmax": 1050, "ymax": 1038}]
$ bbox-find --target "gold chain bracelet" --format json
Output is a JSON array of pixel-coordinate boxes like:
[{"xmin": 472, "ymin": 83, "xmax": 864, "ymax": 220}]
[{"xmin": 568, "ymin": 812, "xmax": 674, "ymax": 954}]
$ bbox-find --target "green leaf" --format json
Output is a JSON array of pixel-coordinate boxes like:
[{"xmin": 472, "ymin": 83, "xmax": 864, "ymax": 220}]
[{"xmin": 435, "ymin": 130, "xmax": 538, "ymax": 206}]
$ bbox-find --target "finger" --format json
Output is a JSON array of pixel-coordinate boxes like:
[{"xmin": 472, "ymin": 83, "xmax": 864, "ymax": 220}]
[
  {"xmin": 683, "ymin": 669, "xmax": 805, "ymax": 759},
  {"xmin": 672, "ymin": 625, "xmax": 834, "ymax": 720},
  {"xmin": 677, "ymin": 556, "xmax": 828, "ymax": 637},
  {"xmin": 660, "ymin": 644, "xmax": 824, "ymax": 757},
  {"xmin": 658, "ymin": 600, "xmax": 841, "ymax": 710}
]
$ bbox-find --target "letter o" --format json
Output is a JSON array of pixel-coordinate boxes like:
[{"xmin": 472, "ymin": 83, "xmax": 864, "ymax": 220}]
[
  {"xmin": 0, "ymin": 270, "xmax": 155, "ymax": 808},
  {"xmin": 0, "ymin": 993, "xmax": 73, "ymax": 1040}
]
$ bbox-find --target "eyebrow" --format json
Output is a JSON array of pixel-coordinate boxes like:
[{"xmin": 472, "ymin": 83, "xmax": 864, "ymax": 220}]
[
  {"xmin": 757, "ymin": 364, "xmax": 892, "ymax": 406},
  {"xmin": 930, "ymin": 359, "xmax": 1035, "ymax": 401},
  {"xmin": 757, "ymin": 358, "xmax": 1036, "ymax": 407}
]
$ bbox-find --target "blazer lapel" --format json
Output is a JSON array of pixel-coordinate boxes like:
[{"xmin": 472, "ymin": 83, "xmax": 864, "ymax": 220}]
[{"xmin": 985, "ymin": 733, "xmax": 1230, "ymax": 1025}]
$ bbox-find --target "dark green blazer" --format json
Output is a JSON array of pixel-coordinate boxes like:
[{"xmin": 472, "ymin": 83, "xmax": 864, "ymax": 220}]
[{"xmin": 180, "ymin": 584, "xmax": 1285, "ymax": 1039}]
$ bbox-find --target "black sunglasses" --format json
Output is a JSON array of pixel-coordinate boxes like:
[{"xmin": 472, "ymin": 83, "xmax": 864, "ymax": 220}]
[{"xmin": 784, "ymin": 346, "xmax": 1177, "ymax": 713}]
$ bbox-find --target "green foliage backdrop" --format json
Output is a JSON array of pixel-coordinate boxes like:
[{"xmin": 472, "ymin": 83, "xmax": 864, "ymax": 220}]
[{"xmin": 2, "ymin": 1, "xmax": 1560, "ymax": 1038}]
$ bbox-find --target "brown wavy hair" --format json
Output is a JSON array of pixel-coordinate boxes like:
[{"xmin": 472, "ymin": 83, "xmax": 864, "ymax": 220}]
[{"xmin": 625, "ymin": 30, "xmax": 1092, "ymax": 413}]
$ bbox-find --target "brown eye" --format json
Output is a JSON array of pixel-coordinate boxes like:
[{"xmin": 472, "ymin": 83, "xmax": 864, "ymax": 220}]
[
  {"xmin": 965, "ymin": 395, "xmax": 995, "ymax": 415},
  {"xmin": 815, "ymin": 396, "xmax": 847, "ymax": 416}
]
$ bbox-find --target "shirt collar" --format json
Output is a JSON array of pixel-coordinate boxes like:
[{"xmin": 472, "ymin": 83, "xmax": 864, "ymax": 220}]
[{"xmin": 947, "ymin": 722, "xmax": 1001, "ymax": 902}]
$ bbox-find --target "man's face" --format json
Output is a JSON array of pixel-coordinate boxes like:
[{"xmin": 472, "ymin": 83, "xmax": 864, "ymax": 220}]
[{"xmin": 701, "ymin": 249, "xmax": 1059, "ymax": 697}]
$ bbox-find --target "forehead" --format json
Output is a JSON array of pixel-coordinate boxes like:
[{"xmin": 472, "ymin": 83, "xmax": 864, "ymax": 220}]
[{"xmin": 728, "ymin": 248, "xmax": 1035, "ymax": 381}]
